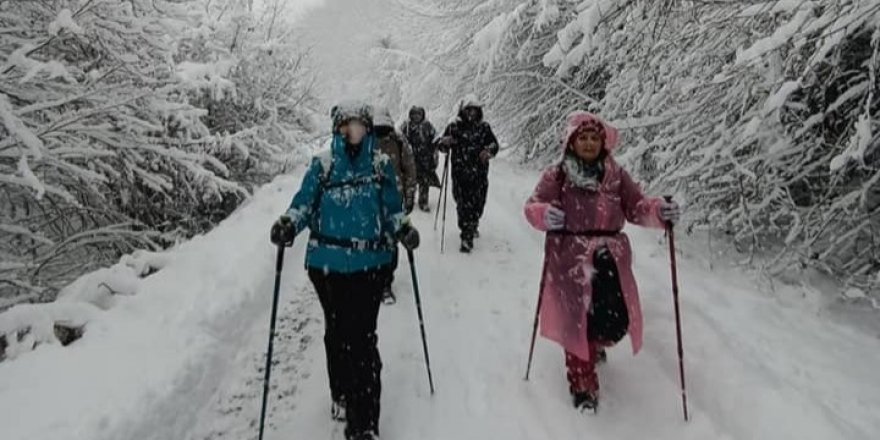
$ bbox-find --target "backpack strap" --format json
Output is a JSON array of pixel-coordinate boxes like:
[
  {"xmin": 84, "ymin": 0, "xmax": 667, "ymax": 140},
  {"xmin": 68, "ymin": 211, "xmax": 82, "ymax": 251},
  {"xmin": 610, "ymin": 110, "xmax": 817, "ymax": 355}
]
[
  {"xmin": 309, "ymin": 157, "xmax": 334, "ymax": 233},
  {"xmin": 309, "ymin": 148, "xmax": 390, "ymax": 247}
]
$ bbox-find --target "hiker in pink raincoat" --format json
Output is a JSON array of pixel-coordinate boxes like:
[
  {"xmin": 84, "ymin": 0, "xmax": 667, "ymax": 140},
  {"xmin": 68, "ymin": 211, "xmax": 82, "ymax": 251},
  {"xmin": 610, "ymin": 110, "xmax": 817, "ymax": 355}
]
[{"xmin": 523, "ymin": 111, "xmax": 681, "ymax": 412}]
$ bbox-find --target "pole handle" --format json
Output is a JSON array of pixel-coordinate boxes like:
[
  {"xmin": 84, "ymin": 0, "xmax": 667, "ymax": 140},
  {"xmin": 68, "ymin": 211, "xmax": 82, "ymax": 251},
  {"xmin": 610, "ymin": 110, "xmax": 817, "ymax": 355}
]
[{"xmin": 663, "ymin": 195, "xmax": 675, "ymax": 230}]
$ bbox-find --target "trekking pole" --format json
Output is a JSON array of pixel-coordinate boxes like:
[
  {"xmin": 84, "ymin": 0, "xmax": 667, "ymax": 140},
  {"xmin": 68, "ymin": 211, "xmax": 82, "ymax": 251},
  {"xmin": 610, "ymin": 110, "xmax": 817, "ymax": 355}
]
[
  {"xmin": 439, "ymin": 160, "xmax": 450, "ymax": 254},
  {"xmin": 258, "ymin": 238, "xmax": 288, "ymax": 440},
  {"xmin": 406, "ymin": 249, "xmax": 435, "ymax": 394},
  {"xmin": 664, "ymin": 196, "xmax": 689, "ymax": 422},
  {"xmin": 434, "ymin": 153, "xmax": 449, "ymax": 231},
  {"xmin": 524, "ymin": 269, "xmax": 546, "ymax": 381}
]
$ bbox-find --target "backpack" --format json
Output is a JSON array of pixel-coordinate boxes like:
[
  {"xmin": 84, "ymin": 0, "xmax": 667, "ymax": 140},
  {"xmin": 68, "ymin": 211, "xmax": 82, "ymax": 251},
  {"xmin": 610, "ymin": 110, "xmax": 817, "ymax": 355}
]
[
  {"xmin": 587, "ymin": 247, "xmax": 630, "ymax": 344},
  {"xmin": 308, "ymin": 148, "xmax": 394, "ymax": 251}
]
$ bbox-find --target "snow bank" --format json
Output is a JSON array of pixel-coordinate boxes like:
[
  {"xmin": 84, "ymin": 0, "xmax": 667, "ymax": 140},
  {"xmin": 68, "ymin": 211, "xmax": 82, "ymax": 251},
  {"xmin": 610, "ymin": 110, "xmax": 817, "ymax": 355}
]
[
  {"xmin": 0, "ymin": 302, "xmax": 98, "ymax": 360},
  {"xmin": 0, "ymin": 247, "xmax": 174, "ymax": 362},
  {"xmin": 0, "ymin": 170, "xmax": 305, "ymax": 440}
]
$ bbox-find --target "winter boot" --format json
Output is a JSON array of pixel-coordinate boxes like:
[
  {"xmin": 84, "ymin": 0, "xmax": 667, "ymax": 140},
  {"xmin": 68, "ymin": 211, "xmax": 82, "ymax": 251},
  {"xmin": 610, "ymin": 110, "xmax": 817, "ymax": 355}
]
[
  {"xmin": 572, "ymin": 391, "xmax": 599, "ymax": 413},
  {"xmin": 331, "ymin": 400, "xmax": 346, "ymax": 422},
  {"xmin": 348, "ymin": 431, "xmax": 379, "ymax": 440},
  {"xmin": 382, "ymin": 287, "xmax": 397, "ymax": 305},
  {"xmin": 419, "ymin": 203, "xmax": 430, "ymax": 213},
  {"xmin": 596, "ymin": 348, "xmax": 607, "ymax": 365},
  {"xmin": 459, "ymin": 237, "xmax": 474, "ymax": 253}
]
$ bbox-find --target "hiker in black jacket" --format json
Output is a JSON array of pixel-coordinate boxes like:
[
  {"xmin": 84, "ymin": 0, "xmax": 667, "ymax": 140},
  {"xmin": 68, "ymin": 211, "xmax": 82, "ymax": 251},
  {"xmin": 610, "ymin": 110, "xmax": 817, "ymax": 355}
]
[{"xmin": 436, "ymin": 96, "xmax": 499, "ymax": 253}]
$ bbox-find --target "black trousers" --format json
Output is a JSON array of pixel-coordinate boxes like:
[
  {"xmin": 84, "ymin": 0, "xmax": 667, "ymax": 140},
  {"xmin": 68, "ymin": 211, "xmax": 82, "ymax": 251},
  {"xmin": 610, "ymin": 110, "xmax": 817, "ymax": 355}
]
[
  {"xmin": 417, "ymin": 182, "xmax": 430, "ymax": 208},
  {"xmin": 416, "ymin": 162, "xmax": 440, "ymax": 208},
  {"xmin": 309, "ymin": 265, "xmax": 391, "ymax": 438},
  {"xmin": 451, "ymin": 172, "xmax": 489, "ymax": 240}
]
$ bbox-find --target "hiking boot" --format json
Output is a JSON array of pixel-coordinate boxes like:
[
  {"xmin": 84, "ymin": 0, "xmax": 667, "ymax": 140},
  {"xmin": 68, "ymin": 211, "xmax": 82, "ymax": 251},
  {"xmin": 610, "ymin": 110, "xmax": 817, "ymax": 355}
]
[
  {"xmin": 460, "ymin": 237, "xmax": 474, "ymax": 253},
  {"xmin": 382, "ymin": 287, "xmax": 396, "ymax": 305},
  {"xmin": 348, "ymin": 431, "xmax": 379, "ymax": 440},
  {"xmin": 331, "ymin": 400, "xmax": 346, "ymax": 422},
  {"xmin": 572, "ymin": 390, "xmax": 599, "ymax": 413}
]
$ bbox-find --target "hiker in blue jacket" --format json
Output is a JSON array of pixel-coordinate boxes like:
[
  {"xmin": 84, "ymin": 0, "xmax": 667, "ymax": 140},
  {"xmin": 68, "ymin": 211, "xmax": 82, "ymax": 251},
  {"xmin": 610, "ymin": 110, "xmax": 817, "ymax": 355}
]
[{"xmin": 270, "ymin": 101, "xmax": 420, "ymax": 440}]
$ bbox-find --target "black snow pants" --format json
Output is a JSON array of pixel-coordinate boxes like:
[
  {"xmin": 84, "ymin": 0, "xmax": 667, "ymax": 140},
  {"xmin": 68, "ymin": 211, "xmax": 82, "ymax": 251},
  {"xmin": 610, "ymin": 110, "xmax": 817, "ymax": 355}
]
[
  {"xmin": 451, "ymin": 170, "xmax": 489, "ymax": 240},
  {"xmin": 308, "ymin": 265, "xmax": 391, "ymax": 438}
]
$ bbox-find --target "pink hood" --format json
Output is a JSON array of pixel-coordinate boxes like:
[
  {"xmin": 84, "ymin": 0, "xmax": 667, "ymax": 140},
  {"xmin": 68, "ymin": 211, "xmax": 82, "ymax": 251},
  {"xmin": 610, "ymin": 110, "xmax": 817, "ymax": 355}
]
[{"xmin": 562, "ymin": 111, "xmax": 620, "ymax": 152}]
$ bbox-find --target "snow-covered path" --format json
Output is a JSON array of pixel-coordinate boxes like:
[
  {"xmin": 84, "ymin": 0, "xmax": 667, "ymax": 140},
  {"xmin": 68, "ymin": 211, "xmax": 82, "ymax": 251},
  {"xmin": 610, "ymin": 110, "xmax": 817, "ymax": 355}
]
[
  {"xmin": 4, "ymin": 160, "xmax": 879, "ymax": 440},
  {"xmin": 188, "ymin": 162, "xmax": 880, "ymax": 440}
]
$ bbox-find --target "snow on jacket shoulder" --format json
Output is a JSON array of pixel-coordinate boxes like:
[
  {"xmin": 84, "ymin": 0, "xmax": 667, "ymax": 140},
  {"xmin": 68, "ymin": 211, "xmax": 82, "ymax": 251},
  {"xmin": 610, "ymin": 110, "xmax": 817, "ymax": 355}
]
[{"xmin": 286, "ymin": 134, "xmax": 404, "ymax": 273}]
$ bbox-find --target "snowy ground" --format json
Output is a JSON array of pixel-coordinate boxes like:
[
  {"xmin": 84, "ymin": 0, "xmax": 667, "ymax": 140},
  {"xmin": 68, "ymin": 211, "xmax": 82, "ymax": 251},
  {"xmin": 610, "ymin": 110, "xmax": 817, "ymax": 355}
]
[
  {"xmin": 251, "ymin": 162, "xmax": 880, "ymax": 440},
  {"xmin": 6, "ymin": 160, "xmax": 874, "ymax": 440}
]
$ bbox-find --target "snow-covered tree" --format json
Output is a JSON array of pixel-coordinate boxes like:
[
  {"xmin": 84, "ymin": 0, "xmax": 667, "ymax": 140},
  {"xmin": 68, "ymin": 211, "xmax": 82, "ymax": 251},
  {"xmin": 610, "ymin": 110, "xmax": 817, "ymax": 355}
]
[
  {"xmin": 403, "ymin": 0, "xmax": 880, "ymax": 295},
  {"xmin": 0, "ymin": 0, "xmax": 315, "ymax": 308}
]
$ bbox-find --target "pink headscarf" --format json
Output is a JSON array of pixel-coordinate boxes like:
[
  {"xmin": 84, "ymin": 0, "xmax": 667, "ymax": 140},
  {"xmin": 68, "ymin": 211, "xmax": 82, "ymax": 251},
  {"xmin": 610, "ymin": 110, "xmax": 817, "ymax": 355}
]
[{"xmin": 562, "ymin": 111, "xmax": 620, "ymax": 152}]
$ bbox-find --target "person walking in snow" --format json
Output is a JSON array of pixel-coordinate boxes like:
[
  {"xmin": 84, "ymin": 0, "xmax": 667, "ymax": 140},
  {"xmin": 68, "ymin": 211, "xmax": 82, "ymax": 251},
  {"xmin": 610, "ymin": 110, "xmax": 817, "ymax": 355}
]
[
  {"xmin": 523, "ymin": 111, "xmax": 681, "ymax": 412},
  {"xmin": 374, "ymin": 106, "xmax": 417, "ymax": 305},
  {"xmin": 269, "ymin": 101, "xmax": 420, "ymax": 440},
  {"xmin": 436, "ymin": 96, "xmax": 499, "ymax": 253},
  {"xmin": 400, "ymin": 106, "xmax": 440, "ymax": 212}
]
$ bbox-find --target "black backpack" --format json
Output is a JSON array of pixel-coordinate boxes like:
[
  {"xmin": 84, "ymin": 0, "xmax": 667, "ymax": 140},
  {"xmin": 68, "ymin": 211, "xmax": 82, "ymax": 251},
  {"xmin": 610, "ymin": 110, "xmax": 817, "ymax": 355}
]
[{"xmin": 587, "ymin": 248, "xmax": 630, "ymax": 344}]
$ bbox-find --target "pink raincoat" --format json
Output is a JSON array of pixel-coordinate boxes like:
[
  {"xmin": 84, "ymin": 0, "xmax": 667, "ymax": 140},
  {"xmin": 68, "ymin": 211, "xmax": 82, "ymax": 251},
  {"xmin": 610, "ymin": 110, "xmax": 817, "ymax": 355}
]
[{"xmin": 523, "ymin": 111, "xmax": 665, "ymax": 361}]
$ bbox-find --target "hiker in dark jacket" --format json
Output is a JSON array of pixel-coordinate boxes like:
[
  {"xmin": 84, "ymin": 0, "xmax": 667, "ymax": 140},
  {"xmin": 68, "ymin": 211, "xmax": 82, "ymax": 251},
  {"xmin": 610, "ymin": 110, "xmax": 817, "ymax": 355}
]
[
  {"xmin": 375, "ymin": 107, "xmax": 417, "ymax": 214},
  {"xmin": 374, "ymin": 107, "xmax": 417, "ymax": 304},
  {"xmin": 436, "ymin": 95, "xmax": 499, "ymax": 253},
  {"xmin": 400, "ymin": 106, "xmax": 440, "ymax": 211}
]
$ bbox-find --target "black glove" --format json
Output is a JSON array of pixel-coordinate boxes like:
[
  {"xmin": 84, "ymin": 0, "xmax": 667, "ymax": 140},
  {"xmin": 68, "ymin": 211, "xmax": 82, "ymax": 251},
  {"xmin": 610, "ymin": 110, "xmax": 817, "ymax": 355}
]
[
  {"xmin": 437, "ymin": 136, "xmax": 456, "ymax": 153},
  {"xmin": 397, "ymin": 222, "xmax": 420, "ymax": 251},
  {"xmin": 448, "ymin": 124, "xmax": 459, "ymax": 138},
  {"xmin": 270, "ymin": 215, "xmax": 295, "ymax": 247}
]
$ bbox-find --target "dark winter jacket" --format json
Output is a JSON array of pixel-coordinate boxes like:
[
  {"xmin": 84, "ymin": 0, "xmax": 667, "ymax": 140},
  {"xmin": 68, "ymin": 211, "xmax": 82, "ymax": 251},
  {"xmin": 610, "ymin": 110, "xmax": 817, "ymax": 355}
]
[
  {"xmin": 436, "ymin": 100, "xmax": 499, "ymax": 180},
  {"xmin": 400, "ymin": 107, "xmax": 439, "ymax": 174}
]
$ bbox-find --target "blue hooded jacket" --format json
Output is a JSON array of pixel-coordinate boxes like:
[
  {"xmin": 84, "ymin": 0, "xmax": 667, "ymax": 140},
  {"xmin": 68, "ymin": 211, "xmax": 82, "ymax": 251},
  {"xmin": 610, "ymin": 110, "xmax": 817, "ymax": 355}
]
[{"xmin": 286, "ymin": 133, "xmax": 404, "ymax": 273}]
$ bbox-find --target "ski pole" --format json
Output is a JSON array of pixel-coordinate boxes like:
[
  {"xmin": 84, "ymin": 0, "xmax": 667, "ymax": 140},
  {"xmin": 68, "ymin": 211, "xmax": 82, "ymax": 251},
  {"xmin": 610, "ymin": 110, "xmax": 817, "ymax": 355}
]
[
  {"xmin": 664, "ymin": 195, "xmax": 689, "ymax": 422},
  {"xmin": 524, "ymin": 267, "xmax": 546, "ymax": 380},
  {"xmin": 439, "ymin": 159, "xmax": 450, "ymax": 254},
  {"xmin": 434, "ymin": 153, "xmax": 449, "ymax": 231},
  {"xmin": 258, "ymin": 240, "xmax": 287, "ymax": 440},
  {"xmin": 406, "ymin": 249, "xmax": 435, "ymax": 394}
]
